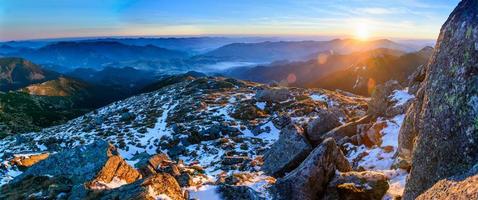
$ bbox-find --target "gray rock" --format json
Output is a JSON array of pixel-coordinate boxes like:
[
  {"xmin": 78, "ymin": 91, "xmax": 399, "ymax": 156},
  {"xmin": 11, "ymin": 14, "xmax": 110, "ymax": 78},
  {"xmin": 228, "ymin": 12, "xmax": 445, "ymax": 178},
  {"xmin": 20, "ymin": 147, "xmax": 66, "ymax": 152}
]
[
  {"xmin": 217, "ymin": 185, "xmax": 264, "ymax": 200},
  {"xmin": 255, "ymin": 88, "xmax": 290, "ymax": 103},
  {"xmin": 306, "ymin": 109, "xmax": 344, "ymax": 145},
  {"xmin": 407, "ymin": 63, "xmax": 426, "ymax": 95},
  {"xmin": 222, "ymin": 156, "xmax": 251, "ymax": 165},
  {"xmin": 13, "ymin": 140, "xmax": 141, "ymax": 186},
  {"xmin": 324, "ymin": 171, "xmax": 389, "ymax": 200},
  {"xmin": 88, "ymin": 173, "xmax": 187, "ymax": 200},
  {"xmin": 261, "ymin": 124, "xmax": 312, "ymax": 177},
  {"xmin": 416, "ymin": 166, "xmax": 478, "ymax": 200},
  {"xmin": 367, "ymin": 80, "xmax": 402, "ymax": 117},
  {"xmin": 135, "ymin": 153, "xmax": 171, "ymax": 177},
  {"xmin": 0, "ymin": 175, "xmax": 73, "ymax": 200},
  {"xmin": 403, "ymin": 1, "xmax": 478, "ymax": 199},
  {"xmin": 321, "ymin": 115, "xmax": 372, "ymax": 142},
  {"xmin": 271, "ymin": 138, "xmax": 351, "ymax": 200}
]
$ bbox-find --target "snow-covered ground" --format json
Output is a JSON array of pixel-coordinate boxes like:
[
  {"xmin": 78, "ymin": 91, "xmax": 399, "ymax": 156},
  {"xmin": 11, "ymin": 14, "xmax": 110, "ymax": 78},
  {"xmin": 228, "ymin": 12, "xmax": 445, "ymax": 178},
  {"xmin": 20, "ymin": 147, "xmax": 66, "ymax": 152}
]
[
  {"xmin": 345, "ymin": 88, "xmax": 415, "ymax": 200},
  {"xmin": 0, "ymin": 77, "xmax": 375, "ymax": 199}
]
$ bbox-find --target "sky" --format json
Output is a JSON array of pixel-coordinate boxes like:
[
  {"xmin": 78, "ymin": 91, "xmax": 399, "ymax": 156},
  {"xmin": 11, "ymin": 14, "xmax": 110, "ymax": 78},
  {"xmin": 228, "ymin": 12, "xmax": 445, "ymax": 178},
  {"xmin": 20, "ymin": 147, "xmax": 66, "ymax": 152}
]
[{"xmin": 0, "ymin": 0, "xmax": 461, "ymax": 41}]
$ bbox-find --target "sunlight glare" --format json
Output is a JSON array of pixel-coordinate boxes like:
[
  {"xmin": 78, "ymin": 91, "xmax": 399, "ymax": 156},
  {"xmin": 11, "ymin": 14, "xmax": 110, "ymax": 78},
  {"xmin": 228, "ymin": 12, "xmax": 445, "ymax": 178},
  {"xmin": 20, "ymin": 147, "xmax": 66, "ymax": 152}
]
[{"xmin": 355, "ymin": 23, "xmax": 370, "ymax": 41}]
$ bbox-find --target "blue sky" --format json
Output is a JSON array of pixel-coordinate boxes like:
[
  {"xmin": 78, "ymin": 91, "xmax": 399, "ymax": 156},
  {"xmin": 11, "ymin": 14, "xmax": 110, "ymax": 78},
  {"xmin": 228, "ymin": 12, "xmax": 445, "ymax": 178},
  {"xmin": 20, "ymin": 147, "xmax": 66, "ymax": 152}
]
[{"xmin": 0, "ymin": 0, "xmax": 460, "ymax": 41}]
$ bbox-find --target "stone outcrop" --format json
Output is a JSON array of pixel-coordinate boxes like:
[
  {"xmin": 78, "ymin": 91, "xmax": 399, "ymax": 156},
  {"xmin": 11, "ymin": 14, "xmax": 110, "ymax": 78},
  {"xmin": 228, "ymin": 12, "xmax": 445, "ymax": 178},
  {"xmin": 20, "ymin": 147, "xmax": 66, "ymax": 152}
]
[
  {"xmin": 306, "ymin": 108, "xmax": 344, "ymax": 145},
  {"xmin": 262, "ymin": 124, "xmax": 312, "ymax": 177},
  {"xmin": 0, "ymin": 175, "xmax": 72, "ymax": 200},
  {"xmin": 136, "ymin": 153, "xmax": 171, "ymax": 177},
  {"xmin": 217, "ymin": 185, "xmax": 264, "ymax": 200},
  {"xmin": 403, "ymin": 0, "xmax": 478, "ymax": 198},
  {"xmin": 1, "ymin": 141, "xmax": 189, "ymax": 200},
  {"xmin": 87, "ymin": 173, "xmax": 187, "ymax": 200},
  {"xmin": 324, "ymin": 171, "xmax": 389, "ymax": 200},
  {"xmin": 10, "ymin": 153, "xmax": 49, "ymax": 170},
  {"xmin": 321, "ymin": 115, "xmax": 372, "ymax": 142},
  {"xmin": 271, "ymin": 138, "xmax": 351, "ymax": 200},
  {"xmin": 12, "ymin": 140, "xmax": 141, "ymax": 189},
  {"xmin": 416, "ymin": 166, "xmax": 478, "ymax": 200},
  {"xmin": 396, "ymin": 55, "xmax": 428, "ymax": 169},
  {"xmin": 255, "ymin": 88, "xmax": 290, "ymax": 103},
  {"xmin": 367, "ymin": 80, "xmax": 402, "ymax": 117}
]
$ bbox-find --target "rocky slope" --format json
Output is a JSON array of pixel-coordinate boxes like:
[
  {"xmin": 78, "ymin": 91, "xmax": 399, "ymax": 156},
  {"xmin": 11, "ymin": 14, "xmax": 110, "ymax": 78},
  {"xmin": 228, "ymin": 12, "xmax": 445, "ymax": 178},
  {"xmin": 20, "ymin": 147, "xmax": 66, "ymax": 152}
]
[
  {"xmin": 0, "ymin": 73, "xmax": 417, "ymax": 199},
  {"xmin": 21, "ymin": 76, "xmax": 90, "ymax": 97},
  {"xmin": 0, "ymin": 91, "xmax": 90, "ymax": 137},
  {"xmin": 0, "ymin": 57, "xmax": 59, "ymax": 91},
  {"xmin": 311, "ymin": 47, "xmax": 433, "ymax": 96}
]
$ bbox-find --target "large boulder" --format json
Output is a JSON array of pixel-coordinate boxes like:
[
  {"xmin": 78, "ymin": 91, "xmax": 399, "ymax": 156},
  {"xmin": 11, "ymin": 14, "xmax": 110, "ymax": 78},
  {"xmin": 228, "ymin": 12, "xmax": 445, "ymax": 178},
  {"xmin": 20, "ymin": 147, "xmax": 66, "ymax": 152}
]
[
  {"xmin": 324, "ymin": 171, "xmax": 389, "ymax": 200},
  {"xmin": 403, "ymin": 1, "xmax": 478, "ymax": 199},
  {"xmin": 321, "ymin": 115, "xmax": 372, "ymax": 142},
  {"xmin": 416, "ymin": 166, "xmax": 478, "ymax": 200},
  {"xmin": 367, "ymin": 80, "xmax": 402, "ymax": 117},
  {"xmin": 11, "ymin": 140, "xmax": 141, "ymax": 193},
  {"xmin": 9, "ymin": 153, "xmax": 49, "ymax": 170},
  {"xmin": 306, "ymin": 108, "xmax": 344, "ymax": 145},
  {"xmin": 0, "ymin": 175, "xmax": 73, "ymax": 200},
  {"xmin": 217, "ymin": 185, "xmax": 264, "ymax": 200},
  {"xmin": 270, "ymin": 138, "xmax": 351, "ymax": 200},
  {"xmin": 255, "ymin": 88, "xmax": 290, "ymax": 103},
  {"xmin": 262, "ymin": 124, "xmax": 312, "ymax": 177},
  {"xmin": 136, "ymin": 153, "xmax": 171, "ymax": 177},
  {"xmin": 87, "ymin": 173, "xmax": 187, "ymax": 200}
]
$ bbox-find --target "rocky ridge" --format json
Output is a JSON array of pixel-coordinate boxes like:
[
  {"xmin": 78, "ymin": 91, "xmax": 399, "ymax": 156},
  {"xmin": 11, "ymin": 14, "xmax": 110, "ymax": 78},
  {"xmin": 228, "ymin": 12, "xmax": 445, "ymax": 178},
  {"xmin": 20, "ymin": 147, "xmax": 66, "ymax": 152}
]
[{"xmin": 0, "ymin": 73, "xmax": 418, "ymax": 199}]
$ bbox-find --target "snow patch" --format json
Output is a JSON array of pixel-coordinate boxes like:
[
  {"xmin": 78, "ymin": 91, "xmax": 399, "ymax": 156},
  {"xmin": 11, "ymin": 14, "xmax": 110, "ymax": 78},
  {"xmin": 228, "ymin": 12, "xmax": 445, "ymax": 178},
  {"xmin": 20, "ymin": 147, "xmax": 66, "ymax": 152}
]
[
  {"xmin": 188, "ymin": 185, "xmax": 222, "ymax": 200},
  {"xmin": 255, "ymin": 102, "xmax": 266, "ymax": 110},
  {"xmin": 390, "ymin": 89, "xmax": 414, "ymax": 107}
]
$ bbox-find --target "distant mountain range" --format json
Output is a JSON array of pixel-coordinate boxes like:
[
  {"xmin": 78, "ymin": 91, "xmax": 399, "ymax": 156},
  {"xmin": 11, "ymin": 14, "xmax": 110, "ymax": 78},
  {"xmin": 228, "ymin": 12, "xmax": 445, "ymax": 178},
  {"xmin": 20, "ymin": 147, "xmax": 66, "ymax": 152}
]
[
  {"xmin": 225, "ymin": 47, "xmax": 433, "ymax": 96},
  {"xmin": 1, "ymin": 38, "xmax": 431, "ymax": 74},
  {"xmin": 6, "ymin": 41, "xmax": 188, "ymax": 69},
  {"xmin": 203, "ymin": 39, "xmax": 417, "ymax": 62},
  {"xmin": 312, "ymin": 46, "xmax": 433, "ymax": 95}
]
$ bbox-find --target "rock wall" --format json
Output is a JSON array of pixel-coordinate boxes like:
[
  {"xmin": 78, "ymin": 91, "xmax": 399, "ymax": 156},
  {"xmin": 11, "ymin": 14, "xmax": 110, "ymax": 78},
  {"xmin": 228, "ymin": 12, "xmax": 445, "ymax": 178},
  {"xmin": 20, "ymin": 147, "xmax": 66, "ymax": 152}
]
[{"xmin": 403, "ymin": 0, "xmax": 478, "ymax": 199}]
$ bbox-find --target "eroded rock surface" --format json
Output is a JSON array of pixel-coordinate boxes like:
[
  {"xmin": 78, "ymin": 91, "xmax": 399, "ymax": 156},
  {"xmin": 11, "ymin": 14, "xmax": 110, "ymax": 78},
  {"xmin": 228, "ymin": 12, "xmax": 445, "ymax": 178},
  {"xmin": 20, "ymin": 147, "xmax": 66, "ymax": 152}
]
[
  {"xmin": 403, "ymin": 0, "xmax": 478, "ymax": 198},
  {"xmin": 324, "ymin": 171, "xmax": 389, "ymax": 200},
  {"xmin": 416, "ymin": 166, "xmax": 478, "ymax": 200},
  {"xmin": 261, "ymin": 124, "xmax": 312, "ymax": 177},
  {"xmin": 271, "ymin": 138, "xmax": 351, "ymax": 200}
]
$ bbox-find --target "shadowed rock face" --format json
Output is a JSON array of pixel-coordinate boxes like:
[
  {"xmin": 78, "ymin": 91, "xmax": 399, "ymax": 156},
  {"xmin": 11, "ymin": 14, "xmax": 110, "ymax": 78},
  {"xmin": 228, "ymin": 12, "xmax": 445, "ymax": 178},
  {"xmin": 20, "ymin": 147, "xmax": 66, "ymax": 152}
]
[
  {"xmin": 88, "ymin": 173, "xmax": 187, "ymax": 200},
  {"xmin": 324, "ymin": 171, "xmax": 389, "ymax": 200},
  {"xmin": 11, "ymin": 140, "xmax": 142, "ymax": 193},
  {"xmin": 271, "ymin": 138, "xmax": 351, "ymax": 200},
  {"xmin": 403, "ymin": 0, "xmax": 478, "ymax": 199},
  {"xmin": 416, "ymin": 166, "xmax": 478, "ymax": 200},
  {"xmin": 262, "ymin": 124, "xmax": 312, "ymax": 177}
]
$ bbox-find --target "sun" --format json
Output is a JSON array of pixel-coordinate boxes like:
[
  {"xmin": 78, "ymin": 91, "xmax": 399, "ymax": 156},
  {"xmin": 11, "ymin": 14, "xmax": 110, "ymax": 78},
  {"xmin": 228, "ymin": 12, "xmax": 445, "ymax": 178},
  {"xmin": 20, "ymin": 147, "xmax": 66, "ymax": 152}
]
[{"xmin": 355, "ymin": 23, "xmax": 370, "ymax": 41}]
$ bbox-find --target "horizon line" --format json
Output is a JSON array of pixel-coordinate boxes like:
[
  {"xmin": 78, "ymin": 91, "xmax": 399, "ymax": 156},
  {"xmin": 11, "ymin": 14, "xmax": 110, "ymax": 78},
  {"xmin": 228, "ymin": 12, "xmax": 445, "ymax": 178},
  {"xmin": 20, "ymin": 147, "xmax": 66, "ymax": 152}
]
[{"xmin": 0, "ymin": 33, "xmax": 438, "ymax": 43}]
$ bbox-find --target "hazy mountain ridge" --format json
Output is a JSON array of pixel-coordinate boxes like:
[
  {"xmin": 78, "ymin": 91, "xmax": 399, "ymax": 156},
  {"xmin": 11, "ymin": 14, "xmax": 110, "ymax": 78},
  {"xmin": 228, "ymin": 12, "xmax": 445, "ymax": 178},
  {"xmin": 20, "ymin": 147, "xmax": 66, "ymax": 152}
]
[
  {"xmin": 8, "ymin": 41, "xmax": 188, "ymax": 69},
  {"xmin": 310, "ymin": 46, "xmax": 433, "ymax": 96},
  {"xmin": 204, "ymin": 39, "xmax": 415, "ymax": 63},
  {"xmin": 224, "ymin": 48, "xmax": 412, "ymax": 90},
  {"xmin": 0, "ymin": 57, "xmax": 60, "ymax": 91}
]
